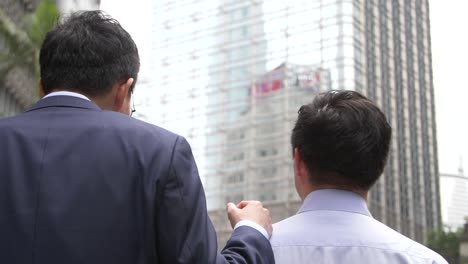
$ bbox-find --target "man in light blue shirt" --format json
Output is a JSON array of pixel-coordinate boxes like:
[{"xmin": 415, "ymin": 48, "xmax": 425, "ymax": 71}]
[{"xmin": 270, "ymin": 90, "xmax": 447, "ymax": 263}]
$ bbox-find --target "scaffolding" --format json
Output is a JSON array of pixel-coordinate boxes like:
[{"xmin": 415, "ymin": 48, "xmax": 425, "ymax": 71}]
[{"xmin": 147, "ymin": 0, "xmax": 441, "ymax": 244}]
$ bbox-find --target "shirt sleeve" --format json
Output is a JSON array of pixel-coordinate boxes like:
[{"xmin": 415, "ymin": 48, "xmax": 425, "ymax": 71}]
[{"xmin": 234, "ymin": 220, "xmax": 269, "ymax": 240}]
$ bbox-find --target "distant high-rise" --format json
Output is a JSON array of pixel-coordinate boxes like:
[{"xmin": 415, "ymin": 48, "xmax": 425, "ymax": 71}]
[
  {"xmin": 203, "ymin": 0, "xmax": 268, "ymax": 209},
  {"xmin": 359, "ymin": 0, "xmax": 441, "ymax": 242},
  {"xmin": 150, "ymin": 0, "xmax": 441, "ymax": 244},
  {"xmin": 150, "ymin": 0, "xmax": 268, "ymax": 209},
  {"xmin": 440, "ymin": 164, "xmax": 468, "ymax": 231},
  {"xmin": 208, "ymin": 62, "xmax": 332, "ymax": 244}
]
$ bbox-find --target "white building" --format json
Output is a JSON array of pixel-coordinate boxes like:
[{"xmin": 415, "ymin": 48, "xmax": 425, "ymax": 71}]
[
  {"xmin": 440, "ymin": 168, "xmax": 468, "ymax": 231},
  {"xmin": 54, "ymin": 0, "xmax": 100, "ymax": 13},
  {"xmin": 219, "ymin": 63, "xmax": 330, "ymax": 205}
]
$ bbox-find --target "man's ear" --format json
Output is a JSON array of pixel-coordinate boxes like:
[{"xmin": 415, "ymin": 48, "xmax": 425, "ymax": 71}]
[
  {"xmin": 38, "ymin": 80, "xmax": 45, "ymax": 98},
  {"xmin": 113, "ymin": 78, "xmax": 134, "ymax": 112},
  {"xmin": 294, "ymin": 148, "xmax": 308, "ymax": 183},
  {"xmin": 294, "ymin": 148, "xmax": 313, "ymax": 200}
]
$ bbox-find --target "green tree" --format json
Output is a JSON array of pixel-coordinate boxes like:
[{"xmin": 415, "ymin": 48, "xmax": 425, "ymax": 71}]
[
  {"xmin": 426, "ymin": 228, "xmax": 463, "ymax": 264},
  {"xmin": 0, "ymin": 0, "xmax": 59, "ymax": 87}
]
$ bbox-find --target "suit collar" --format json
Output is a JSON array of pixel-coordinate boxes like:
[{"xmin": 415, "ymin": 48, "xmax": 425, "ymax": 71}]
[
  {"xmin": 298, "ymin": 189, "xmax": 372, "ymax": 217},
  {"xmin": 26, "ymin": 95, "xmax": 101, "ymax": 112}
]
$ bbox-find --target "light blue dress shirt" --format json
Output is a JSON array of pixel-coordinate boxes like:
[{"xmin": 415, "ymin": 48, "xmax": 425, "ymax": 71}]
[{"xmin": 270, "ymin": 189, "xmax": 447, "ymax": 264}]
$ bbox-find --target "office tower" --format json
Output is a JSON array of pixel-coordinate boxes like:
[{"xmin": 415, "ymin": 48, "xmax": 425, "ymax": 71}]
[
  {"xmin": 0, "ymin": 0, "xmax": 40, "ymax": 117},
  {"xmin": 360, "ymin": 0, "xmax": 441, "ymax": 242},
  {"xmin": 203, "ymin": 0, "xmax": 268, "ymax": 209},
  {"xmin": 151, "ymin": 0, "xmax": 441, "ymax": 244},
  {"xmin": 151, "ymin": 0, "xmax": 268, "ymax": 209}
]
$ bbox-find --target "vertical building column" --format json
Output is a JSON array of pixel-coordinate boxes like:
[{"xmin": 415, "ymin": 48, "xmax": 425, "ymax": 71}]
[{"xmin": 425, "ymin": 0, "xmax": 442, "ymax": 232}]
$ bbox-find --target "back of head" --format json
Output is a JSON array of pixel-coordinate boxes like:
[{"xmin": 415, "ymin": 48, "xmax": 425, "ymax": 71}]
[
  {"xmin": 39, "ymin": 10, "xmax": 140, "ymax": 97},
  {"xmin": 291, "ymin": 90, "xmax": 392, "ymax": 191}
]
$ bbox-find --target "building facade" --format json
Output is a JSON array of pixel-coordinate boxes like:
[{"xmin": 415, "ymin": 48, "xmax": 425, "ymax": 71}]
[
  {"xmin": 219, "ymin": 62, "xmax": 331, "ymax": 206},
  {"xmin": 359, "ymin": 0, "xmax": 441, "ymax": 242},
  {"xmin": 440, "ymin": 169, "xmax": 468, "ymax": 231},
  {"xmin": 203, "ymin": 0, "xmax": 268, "ymax": 209},
  {"xmin": 150, "ymin": 0, "xmax": 441, "ymax": 245}
]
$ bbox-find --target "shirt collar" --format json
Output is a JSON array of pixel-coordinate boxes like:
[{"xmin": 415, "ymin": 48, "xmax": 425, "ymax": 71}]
[
  {"xmin": 298, "ymin": 189, "xmax": 372, "ymax": 217},
  {"xmin": 43, "ymin": 91, "xmax": 90, "ymax": 101}
]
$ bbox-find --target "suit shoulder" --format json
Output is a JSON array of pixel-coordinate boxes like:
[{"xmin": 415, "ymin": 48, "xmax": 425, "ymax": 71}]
[
  {"xmin": 133, "ymin": 118, "xmax": 179, "ymax": 139},
  {"xmin": 0, "ymin": 114, "xmax": 31, "ymax": 133},
  {"xmin": 101, "ymin": 111, "xmax": 181, "ymax": 140},
  {"xmin": 0, "ymin": 114, "xmax": 23, "ymax": 126}
]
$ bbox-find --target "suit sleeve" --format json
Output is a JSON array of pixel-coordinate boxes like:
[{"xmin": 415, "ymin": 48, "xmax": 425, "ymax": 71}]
[{"xmin": 155, "ymin": 136, "xmax": 274, "ymax": 264}]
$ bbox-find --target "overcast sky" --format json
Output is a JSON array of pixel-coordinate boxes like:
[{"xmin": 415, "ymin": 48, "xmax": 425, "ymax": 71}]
[
  {"xmin": 429, "ymin": 0, "xmax": 468, "ymax": 175},
  {"xmin": 100, "ymin": 0, "xmax": 468, "ymax": 176}
]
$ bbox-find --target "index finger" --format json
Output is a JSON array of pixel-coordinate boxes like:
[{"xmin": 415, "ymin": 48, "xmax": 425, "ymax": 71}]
[{"xmin": 236, "ymin": 200, "xmax": 262, "ymax": 209}]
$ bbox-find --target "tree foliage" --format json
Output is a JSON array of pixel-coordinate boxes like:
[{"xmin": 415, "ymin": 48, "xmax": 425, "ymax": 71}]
[
  {"xmin": 426, "ymin": 228, "xmax": 463, "ymax": 264},
  {"xmin": 0, "ymin": 0, "xmax": 59, "ymax": 82}
]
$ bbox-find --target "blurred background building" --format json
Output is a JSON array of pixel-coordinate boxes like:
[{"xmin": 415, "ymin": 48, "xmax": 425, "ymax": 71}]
[
  {"xmin": 150, "ymin": 0, "xmax": 441, "ymax": 247},
  {"xmin": 1, "ymin": 0, "xmax": 442, "ymax": 247},
  {"xmin": 440, "ymin": 163, "xmax": 468, "ymax": 231},
  {"xmin": 358, "ymin": 0, "xmax": 441, "ymax": 243}
]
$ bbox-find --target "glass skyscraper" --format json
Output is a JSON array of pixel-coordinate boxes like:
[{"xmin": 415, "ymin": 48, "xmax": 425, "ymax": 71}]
[{"xmin": 149, "ymin": 0, "xmax": 441, "ymax": 245}]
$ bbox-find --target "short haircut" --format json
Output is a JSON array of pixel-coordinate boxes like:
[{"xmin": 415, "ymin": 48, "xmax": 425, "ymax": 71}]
[
  {"xmin": 39, "ymin": 11, "xmax": 140, "ymax": 97},
  {"xmin": 291, "ymin": 90, "xmax": 392, "ymax": 190}
]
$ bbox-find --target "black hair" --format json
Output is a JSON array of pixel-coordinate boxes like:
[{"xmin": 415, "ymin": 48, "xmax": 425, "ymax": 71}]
[
  {"xmin": 291, "ymin": 90, "xmax": 392, "ymax": 190},
  {"xmin": 39, "ymin": 10, "xmax": 140, "ymax": 97}
]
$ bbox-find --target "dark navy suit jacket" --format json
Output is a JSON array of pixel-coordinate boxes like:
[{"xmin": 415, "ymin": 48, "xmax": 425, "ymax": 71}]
[{"xmin": 0, "ymin": 96, "xmax": 274, "ymax": 264}]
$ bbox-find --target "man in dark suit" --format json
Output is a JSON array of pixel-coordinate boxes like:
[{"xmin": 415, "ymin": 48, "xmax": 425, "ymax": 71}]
[{"xmin": 0, "ymin": 11, "xmax": 274, "ymax": 264}]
